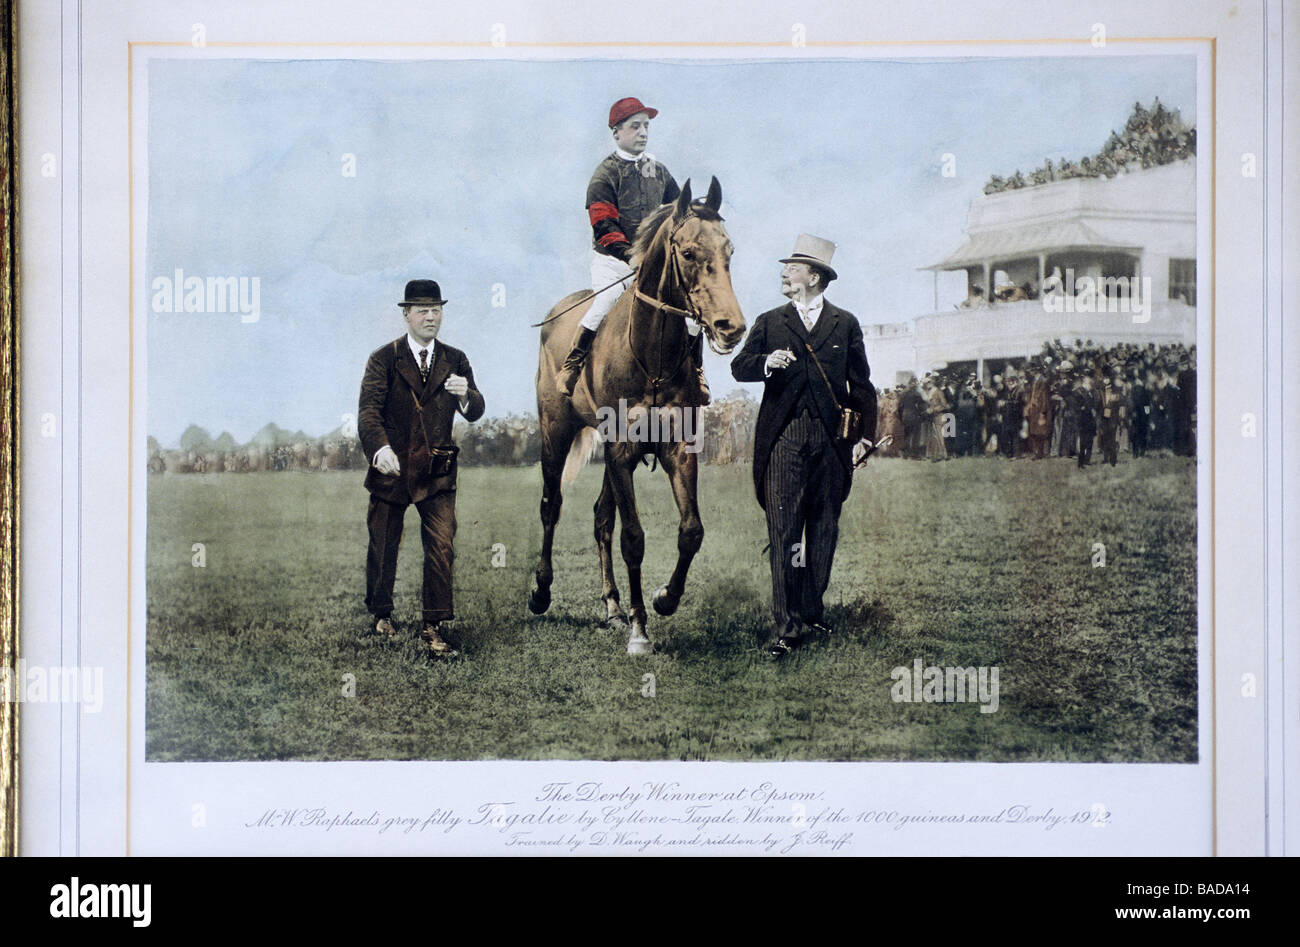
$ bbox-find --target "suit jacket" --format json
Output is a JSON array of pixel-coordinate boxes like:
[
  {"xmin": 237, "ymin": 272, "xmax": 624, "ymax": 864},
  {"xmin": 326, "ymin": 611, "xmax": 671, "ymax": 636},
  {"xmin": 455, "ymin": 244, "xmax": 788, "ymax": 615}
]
[
  {"xmin": 731, "ymin": 300, "xmax": 875, "ymax": 509},
  {"xmin": 358, "ymin": 336, "xmax": 485, "ymax": 505},
  {"xmin": 1098, "ymin": 387, "xmax": 1124, "ymax": 432},
  {"xmin": 1073, "ymin": 386, "xmax": 1100, "ymax": 432}
]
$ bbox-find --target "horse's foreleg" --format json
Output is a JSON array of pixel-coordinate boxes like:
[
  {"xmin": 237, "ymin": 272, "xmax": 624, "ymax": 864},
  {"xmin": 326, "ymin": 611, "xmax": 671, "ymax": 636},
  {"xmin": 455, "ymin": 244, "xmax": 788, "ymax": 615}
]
[
  {"xmin": 652, "ymin": 438, "xmax": 702, "ymax": 617},
  {"xmin": 593, "ymin": 469, "xmax": 626, "ymax": 628},
  {"xmin": 528, "ymin": 439, "xmax": 567, "ymax": 615},
  {"xmin": 605, "ymin": 444, "xmax": 650, "ymax": 654}
]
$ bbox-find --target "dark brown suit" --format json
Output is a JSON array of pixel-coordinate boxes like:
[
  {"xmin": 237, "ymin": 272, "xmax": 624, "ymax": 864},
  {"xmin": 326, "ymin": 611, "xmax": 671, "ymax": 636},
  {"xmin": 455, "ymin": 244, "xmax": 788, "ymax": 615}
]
[{"xmin": 358, "ymin": 336, "xmax": 485, "ymax": 623}]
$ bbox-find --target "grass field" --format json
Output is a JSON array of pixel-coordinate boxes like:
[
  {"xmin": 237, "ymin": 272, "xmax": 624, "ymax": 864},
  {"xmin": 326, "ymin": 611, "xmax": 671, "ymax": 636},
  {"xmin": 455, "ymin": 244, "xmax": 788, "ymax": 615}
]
[{"xmin": 145, "ymin": 455, "xmax": 1197, "ymax": 762}]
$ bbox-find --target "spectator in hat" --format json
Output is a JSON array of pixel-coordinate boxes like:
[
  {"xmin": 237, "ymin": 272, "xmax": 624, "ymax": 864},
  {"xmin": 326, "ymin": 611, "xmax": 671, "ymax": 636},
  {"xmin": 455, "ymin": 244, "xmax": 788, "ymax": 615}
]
[
  {"xmin": 731, "ymin": 234, "xmax": 875, "ymax": 657},
  {"xmin": 1073, "ymin": 374, "xmax": 1099, "ymax": 468},
  {"xmin": 1097, "ymin": 373, "xmax": 1125, "ymax": 466},
  {"xmin": 358, "ymin": 279, "xmax": 485, "ymax": 657}
]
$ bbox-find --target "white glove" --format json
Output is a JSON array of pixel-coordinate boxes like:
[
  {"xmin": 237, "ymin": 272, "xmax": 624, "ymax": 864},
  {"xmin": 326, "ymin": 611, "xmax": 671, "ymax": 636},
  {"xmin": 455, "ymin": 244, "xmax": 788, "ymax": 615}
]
[{"xmin": 372, "ymin": 445, "xmax": 400, "ymax": 475}]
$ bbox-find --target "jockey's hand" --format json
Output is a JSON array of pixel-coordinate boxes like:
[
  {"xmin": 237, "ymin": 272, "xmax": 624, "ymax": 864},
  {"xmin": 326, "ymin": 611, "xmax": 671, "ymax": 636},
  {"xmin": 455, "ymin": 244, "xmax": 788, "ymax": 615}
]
[
  {"xmin": 764, "ymin": 349, "xmax": 797, "ymax": 374},
  {"xmin": 444, "ymin": 374, "xmax": 469, "ymax": 398},
  {"xmin": 373, "ymin": 445, "xmax": 400, "ymax": 476}
]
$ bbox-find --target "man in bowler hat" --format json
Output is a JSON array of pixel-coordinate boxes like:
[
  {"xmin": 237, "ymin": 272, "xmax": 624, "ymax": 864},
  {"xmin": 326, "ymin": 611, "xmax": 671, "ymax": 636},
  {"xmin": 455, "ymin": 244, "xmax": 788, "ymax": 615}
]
[
  {"xmin": 731, "ymin": 235, "xmax": 876, "ymax": 656},
  {"xmin": 358, "ymin": 279, "xmax": 485, "ymax": 656}
]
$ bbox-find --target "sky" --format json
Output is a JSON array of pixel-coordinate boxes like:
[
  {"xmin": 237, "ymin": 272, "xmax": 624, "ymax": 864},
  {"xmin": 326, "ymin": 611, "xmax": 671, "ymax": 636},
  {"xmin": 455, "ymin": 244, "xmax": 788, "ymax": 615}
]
[{"xmin": 145, "ymin": 54, "xmax": 1195, "ymax": 447}]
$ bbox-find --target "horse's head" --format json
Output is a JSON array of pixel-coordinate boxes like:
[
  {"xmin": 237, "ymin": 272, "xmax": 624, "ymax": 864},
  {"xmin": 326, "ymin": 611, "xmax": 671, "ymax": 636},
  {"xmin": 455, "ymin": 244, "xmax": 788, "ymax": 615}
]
[{"xmin": 636, "ymin": 177, "xmax": 747, "ymax": 355}]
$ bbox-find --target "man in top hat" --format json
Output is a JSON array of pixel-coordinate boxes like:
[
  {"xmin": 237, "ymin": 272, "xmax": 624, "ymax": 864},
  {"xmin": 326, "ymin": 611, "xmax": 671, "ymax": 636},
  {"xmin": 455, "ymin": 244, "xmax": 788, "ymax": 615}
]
[
  {"xmin": 1072, "ymin": 372, "xmax": 1099, "ymax": 468},
  {"xmin": 1097, "ymin": 371, "xmax": 1125, "ymax": 466},
  {"xmin": 555, "ymin": 97, "xmax": 710, "ymax": 405},
  {"xmin": 1129, "ymin": 371, "xmax": 1151, "ymax": 458},
  {"xmin": 357, "ymin": 279, "xmax": 485, "ymax": 656},
  {"xmin": 900, "ymin": 377, "xmax": 926, "ymax": 459},
  {"xmin": 731, "ymin": 235, "xmax": 876, "ymax": 656}
]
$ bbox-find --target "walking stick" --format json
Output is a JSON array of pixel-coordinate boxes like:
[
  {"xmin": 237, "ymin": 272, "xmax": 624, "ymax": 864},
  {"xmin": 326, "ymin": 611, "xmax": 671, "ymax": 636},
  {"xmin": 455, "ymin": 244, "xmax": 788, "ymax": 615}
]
[{"xmin": 853, "ymin": 434, "xmax": 894, "ymax": 469}]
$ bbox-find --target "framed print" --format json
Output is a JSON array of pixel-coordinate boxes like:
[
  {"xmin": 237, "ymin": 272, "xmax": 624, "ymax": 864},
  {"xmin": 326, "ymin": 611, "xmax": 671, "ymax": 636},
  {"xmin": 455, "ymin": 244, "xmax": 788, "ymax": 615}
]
[
  {"xmin": 1, "ymin": 0, "xmax": 16, "ymax": 859},
  {"xmin": 6, "ymin": 0, "xmax": 1297, "ymax": 857}
]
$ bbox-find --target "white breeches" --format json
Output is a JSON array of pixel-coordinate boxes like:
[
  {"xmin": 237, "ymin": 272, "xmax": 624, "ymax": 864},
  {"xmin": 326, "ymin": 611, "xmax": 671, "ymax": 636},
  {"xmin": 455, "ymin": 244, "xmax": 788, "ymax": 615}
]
[
  {"xmin": 578, "ymin": 248, "xmax": 703, "ymax": 337},
  {"xmin": 580, "ymin": 249, "xmax": 636, "ymax": 331}
]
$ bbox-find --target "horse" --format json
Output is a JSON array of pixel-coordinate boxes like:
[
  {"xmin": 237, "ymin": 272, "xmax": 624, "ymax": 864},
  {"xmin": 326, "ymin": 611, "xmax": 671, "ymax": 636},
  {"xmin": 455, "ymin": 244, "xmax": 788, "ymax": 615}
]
[{"xmin": 528, "ymin": 177, "xmax": 747, "ymax": 654}]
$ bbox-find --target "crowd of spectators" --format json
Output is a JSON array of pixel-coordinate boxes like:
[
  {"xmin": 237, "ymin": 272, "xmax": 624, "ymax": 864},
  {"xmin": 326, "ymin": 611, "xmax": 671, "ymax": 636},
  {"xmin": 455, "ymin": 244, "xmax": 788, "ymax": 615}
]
[
  {"xmin": 875, "ymin": 340, "xmax": 1197, "ymax": 465},
  {"xmin": 983, "ymin": 99, "xmax": 1196, "ymax": 195},
  {"xmin": 151, "ymin": 339, "xmax": 1195, "ymax": 474}
]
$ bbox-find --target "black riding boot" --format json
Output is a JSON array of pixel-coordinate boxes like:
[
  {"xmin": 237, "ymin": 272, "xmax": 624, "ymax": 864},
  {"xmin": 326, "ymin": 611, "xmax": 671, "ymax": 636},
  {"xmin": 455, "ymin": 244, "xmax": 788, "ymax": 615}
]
[{"xmin": 556, "ymin": 327, "xmax": 597, "ymax": 397}]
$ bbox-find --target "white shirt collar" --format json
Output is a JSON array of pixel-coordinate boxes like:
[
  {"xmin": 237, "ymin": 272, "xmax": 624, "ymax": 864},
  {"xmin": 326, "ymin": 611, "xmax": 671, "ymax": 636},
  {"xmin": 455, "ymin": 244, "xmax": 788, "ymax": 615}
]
[
  {"xmin": 615, "ymin": 147, "xmax": 654, "ymax": 163},
  {"xmin": 406, "ymin": 334, "xmax": 436, "ymax": 363},
  {"xmin": 794, "ymin": 293, "xmax": 824, "ymax": 316}
]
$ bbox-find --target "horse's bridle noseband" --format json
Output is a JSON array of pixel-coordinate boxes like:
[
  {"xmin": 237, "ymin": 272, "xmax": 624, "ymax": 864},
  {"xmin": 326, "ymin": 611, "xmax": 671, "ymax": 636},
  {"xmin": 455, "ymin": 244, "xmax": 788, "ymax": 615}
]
[{"xmin": 633, "ymin": 212, "xmax": 706, "ymax": 330}]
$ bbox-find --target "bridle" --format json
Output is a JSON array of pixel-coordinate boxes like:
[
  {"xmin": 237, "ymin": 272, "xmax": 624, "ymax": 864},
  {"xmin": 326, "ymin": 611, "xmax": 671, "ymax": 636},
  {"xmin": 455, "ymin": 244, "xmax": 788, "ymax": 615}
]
[
  {"xmin": 632, "ymin": 211, "xmax": 705, "ymax": 330},
  {"xmin": 626, "ymin": 210, "xmax": 719, "ymax": 403}
]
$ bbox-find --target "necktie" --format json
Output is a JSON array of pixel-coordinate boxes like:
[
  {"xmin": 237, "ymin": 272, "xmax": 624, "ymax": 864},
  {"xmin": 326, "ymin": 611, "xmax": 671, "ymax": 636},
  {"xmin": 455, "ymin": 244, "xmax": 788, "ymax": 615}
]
[
  {"xmin": 418, "ymin": 347, "xmax": 429, "ymax": 382},
  {"xmin": 800, "ymin": 306, "xmax": 814, "ymax": 333}
]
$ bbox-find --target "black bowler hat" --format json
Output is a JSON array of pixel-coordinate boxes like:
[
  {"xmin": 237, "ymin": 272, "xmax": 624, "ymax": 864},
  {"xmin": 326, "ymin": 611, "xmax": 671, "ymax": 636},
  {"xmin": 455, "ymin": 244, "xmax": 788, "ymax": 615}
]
[{"xmin": 399, "ymin": 279, "xmax": 447, "ymax": 306}]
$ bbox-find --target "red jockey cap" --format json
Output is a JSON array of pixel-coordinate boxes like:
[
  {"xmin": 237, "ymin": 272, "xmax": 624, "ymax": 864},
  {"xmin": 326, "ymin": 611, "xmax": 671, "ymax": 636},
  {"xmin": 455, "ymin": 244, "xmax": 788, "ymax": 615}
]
[{"xmin": 608, "ymin": 97, "xmax": 659, "ymax": 128}]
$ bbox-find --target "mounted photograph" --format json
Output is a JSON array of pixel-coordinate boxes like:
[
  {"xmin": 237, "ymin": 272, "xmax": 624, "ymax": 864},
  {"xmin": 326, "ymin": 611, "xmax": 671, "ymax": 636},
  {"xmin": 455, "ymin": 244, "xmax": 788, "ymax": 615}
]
[{"xmin": 138, "ymin": 51, "xmax": 1202, "ymax": 765}]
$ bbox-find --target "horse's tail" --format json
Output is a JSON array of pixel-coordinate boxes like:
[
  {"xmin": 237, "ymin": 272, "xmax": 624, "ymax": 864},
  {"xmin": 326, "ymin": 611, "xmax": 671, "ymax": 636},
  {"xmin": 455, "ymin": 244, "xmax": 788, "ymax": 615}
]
[{"xmin": 562, "ymin": 427, "xmax": 599, "ymax": 487}]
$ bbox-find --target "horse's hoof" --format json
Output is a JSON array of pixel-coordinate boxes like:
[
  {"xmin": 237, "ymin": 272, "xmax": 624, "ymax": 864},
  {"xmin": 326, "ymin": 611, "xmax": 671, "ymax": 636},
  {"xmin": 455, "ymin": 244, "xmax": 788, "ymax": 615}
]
[
  {"xmin": 652, "ymin": 585, "xmax": 679, "ymax": 616},
  {"xmin": 626, "ymin": 634, "xmax": 653, "ymax": 655},
  {"xmin": 527, "ymin": 588, "xmax": 551, "ymax": 615}
]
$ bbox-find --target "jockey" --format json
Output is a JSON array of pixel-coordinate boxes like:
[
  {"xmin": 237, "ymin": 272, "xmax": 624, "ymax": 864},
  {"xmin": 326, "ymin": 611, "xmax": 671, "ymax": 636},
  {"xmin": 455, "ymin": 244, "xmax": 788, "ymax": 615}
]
[{"xmin": 556, "ymin": 96, "xmax": 710, "ymax": 404}]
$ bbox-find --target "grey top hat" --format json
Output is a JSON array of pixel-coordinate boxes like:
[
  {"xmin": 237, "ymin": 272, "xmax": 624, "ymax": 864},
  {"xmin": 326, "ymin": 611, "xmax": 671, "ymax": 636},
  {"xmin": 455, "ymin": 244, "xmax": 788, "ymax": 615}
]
[
  {"xmin": 400, "ymin": 279, "xmax": 448, "ymax": 306},
  {"xmin": 780, "ymin": 233, "xmax": 838, "ymax": 281}
]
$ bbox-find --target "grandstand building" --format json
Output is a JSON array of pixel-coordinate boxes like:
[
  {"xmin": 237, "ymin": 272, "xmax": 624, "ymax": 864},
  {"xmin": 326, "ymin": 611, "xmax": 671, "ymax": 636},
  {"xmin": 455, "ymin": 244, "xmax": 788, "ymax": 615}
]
[{"xmin": 866, "ymin": 156, "xmax": 1197, "ymax": 384}]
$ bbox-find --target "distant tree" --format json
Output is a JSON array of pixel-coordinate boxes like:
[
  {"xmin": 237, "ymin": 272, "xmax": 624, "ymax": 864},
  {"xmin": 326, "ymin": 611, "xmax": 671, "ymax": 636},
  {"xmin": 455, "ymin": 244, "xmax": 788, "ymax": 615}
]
[{"xmin": 179, "ymin": 424, "xmax": 213, "ymax": 452}]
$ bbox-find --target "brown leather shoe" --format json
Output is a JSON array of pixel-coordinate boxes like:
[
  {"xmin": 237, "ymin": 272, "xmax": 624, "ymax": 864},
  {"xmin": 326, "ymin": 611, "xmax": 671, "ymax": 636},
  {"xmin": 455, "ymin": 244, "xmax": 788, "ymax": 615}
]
[
  {"xmin": 375, "ymin": 617, "xmax": 397, "ymax": 637},
  {"xmin": 420, "ymin": 623, "xmax": 458, "ymax": 657}
]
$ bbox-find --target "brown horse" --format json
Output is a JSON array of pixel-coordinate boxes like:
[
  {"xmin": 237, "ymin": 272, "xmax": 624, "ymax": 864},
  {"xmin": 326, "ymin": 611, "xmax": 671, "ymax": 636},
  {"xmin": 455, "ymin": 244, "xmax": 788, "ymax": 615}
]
[{"xmin": 529, "ymin": 177, "xmax": 746, "ymax": 654}]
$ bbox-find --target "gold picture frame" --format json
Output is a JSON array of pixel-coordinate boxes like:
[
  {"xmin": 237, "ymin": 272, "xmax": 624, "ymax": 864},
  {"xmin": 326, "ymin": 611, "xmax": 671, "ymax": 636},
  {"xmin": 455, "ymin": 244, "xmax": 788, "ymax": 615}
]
[
  {"xmin": 5, "ymin": 0, "xmax": 1295, "ymax": 858},
  {"xmin": 1, "ymin": 0, "xmax": 20, "ymax": 860}
]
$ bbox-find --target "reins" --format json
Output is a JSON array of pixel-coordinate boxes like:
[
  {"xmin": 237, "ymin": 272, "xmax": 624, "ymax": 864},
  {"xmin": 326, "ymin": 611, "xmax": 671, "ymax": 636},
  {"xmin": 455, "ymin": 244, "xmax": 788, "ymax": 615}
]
[{"xmin": 626, "ymin": 212, "xmax": 704, "ymax": 409}]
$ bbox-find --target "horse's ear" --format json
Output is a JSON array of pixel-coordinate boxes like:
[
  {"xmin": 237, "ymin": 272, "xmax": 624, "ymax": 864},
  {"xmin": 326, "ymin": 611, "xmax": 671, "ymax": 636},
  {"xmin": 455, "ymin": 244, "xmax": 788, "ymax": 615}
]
[
  {"xmin": 705, "ymin": 176, "xmax": 722, "ymax": 212},
  {"xmin": 674, "ymin": 179, "xmax": 692, "ymax": 219}
]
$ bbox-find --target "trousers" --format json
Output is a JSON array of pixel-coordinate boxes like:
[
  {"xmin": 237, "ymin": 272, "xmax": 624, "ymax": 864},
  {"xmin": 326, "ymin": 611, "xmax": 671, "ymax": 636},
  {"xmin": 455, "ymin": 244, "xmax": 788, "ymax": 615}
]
[
  {"xmin": 580, "ymin": 248, "xmax": 636, "ymax": 331},
  {"xmin": 761, "ymin": 410, "xmax": 847, "ymax": 636},
  {"xmin": 365, "ymin": 490, "xmax": 457, "ymax": 623}
]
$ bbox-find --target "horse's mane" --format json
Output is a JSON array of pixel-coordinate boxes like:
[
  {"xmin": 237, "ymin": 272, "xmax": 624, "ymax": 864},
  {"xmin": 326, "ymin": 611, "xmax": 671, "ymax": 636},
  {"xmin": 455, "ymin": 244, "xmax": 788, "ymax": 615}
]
[{"xmin": 629, "ymin": 200, "xmax": 724, "ymax": 265}]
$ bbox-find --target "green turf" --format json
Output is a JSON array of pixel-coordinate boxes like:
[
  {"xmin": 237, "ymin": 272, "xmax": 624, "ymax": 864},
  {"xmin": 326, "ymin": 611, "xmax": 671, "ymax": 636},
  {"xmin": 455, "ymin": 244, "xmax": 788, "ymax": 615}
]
[{"xmin": 145, "ymin": 455, "xmax": 1197, "ymax": 762}]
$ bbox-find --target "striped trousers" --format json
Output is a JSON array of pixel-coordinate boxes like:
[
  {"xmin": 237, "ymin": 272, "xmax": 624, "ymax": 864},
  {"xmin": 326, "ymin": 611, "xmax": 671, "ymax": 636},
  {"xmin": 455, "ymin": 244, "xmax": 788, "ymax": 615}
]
[{"xmin": 762, "ymin": 410, "xmax": 847, "ymax": 637}]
